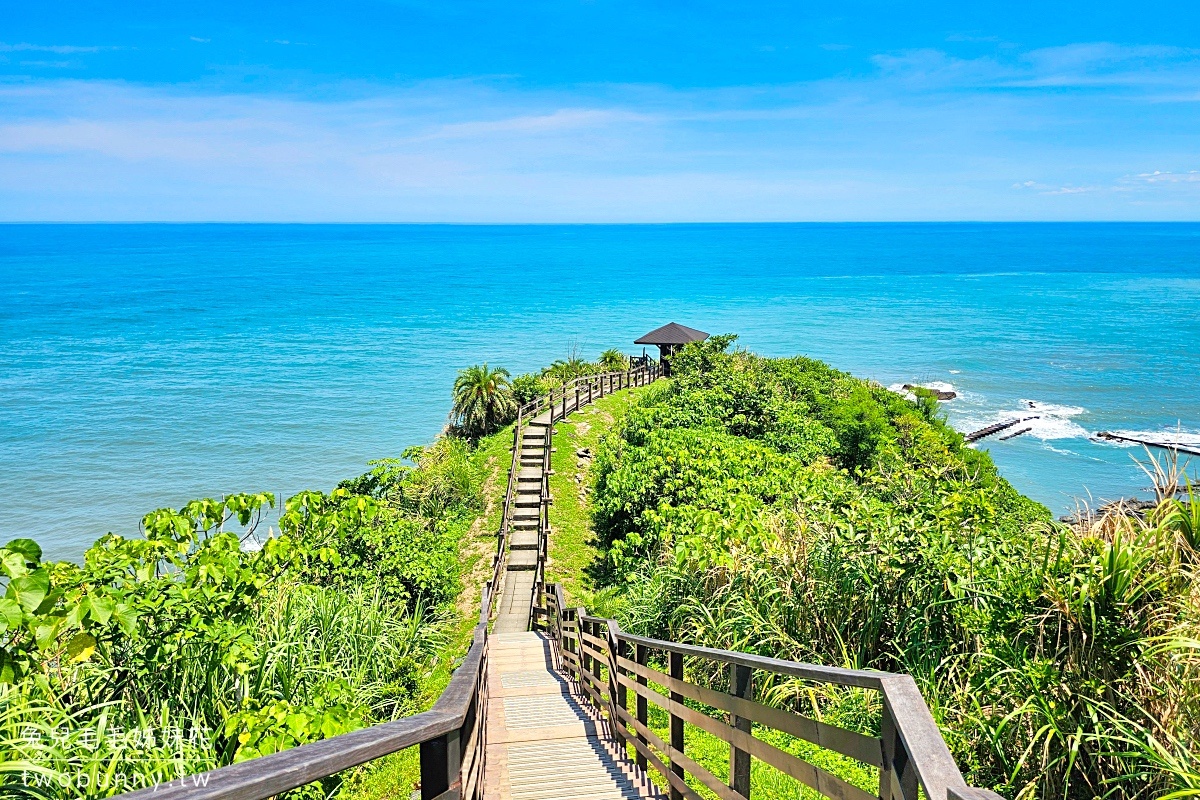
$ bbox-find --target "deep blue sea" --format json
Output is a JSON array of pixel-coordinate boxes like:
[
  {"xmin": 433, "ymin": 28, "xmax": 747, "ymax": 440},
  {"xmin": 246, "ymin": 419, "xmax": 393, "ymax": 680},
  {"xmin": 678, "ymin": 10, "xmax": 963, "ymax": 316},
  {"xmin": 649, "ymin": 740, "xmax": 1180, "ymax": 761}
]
[{"xmin": 3, "ymin": 223, "xmax": 1199, "ymax": 561}]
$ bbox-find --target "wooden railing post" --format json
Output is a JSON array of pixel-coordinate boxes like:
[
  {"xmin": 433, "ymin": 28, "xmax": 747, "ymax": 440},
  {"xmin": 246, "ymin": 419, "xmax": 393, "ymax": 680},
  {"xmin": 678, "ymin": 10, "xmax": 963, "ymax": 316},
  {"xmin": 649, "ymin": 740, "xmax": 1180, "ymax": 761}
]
[
  {"xmin": 591, "ymin": 622, "xmax": 605, "ymax": 707},
  {"xmin": 669, "ymin": 650, "xmax": 685, "ymax": 800},
  {"xmin": 569, "ymin": 609, "xmax": 581, "ymax": 683},
  {"xmin": 610, "ymin": 629, "xmax": 628, "ymax": 731},
  {"xmin": 420, "ymin": 729, "xmax": 461, "ymax": 800},
  {"xmin": 880, "ymin": 702, "xmax": 918, "ymax": 800},
  {"xmin": 635, "ymin": 643, "xmax": 648, "ymax": 771},
  {"xmin": 561, "ymin": 608, "xmax": 574, "ymax": 681},
  {"xmin": 581, "ymin": 618, "xmax": 593, "ymax": 677},
  {"xmin": 729, "ymin": 663, "xmax": 753, "ymax": 798},
  {"xmin": 554, "ymin": 586, "xmax": 567, "ymax": 670}
]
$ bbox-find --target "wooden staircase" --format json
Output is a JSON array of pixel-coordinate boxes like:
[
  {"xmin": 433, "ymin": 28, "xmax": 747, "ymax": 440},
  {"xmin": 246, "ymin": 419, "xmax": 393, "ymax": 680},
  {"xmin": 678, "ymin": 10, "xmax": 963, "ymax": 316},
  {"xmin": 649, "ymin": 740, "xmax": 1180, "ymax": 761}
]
[
  {"xmin": 484, "ymin": 632, "xmax": 663, "ymax": 800},
  {"xmin": 493, "ymin": 417, "xmax": 551, "ymax": 633}
]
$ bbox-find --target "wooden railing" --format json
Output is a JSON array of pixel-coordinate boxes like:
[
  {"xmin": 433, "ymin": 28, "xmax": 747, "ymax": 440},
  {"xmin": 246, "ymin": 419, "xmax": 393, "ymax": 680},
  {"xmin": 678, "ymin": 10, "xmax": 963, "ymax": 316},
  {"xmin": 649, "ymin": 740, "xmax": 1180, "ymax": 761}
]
[
  {"xmin": 513, "ymin": 360, "xmax": 662, "ymax": 425},
  {"xmin": 537, "ymin": 585, "xmax": 1003, "ymax": 800},
  {"xmin": 111, "ymin": 359, "xmax": 661, "ymax": 800}
]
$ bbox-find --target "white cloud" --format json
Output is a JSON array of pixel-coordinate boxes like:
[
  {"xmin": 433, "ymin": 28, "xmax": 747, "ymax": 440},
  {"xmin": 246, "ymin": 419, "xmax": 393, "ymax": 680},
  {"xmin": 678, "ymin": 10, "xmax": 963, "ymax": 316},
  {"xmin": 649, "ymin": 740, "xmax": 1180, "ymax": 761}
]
[
  {"xmin": 870, "ymin": 42, "xmax": 1200, "ymax": 91},
  {"xmin": 1125, "ymin": 170, "xmax": 1200, "ymax": 183},
  {"xmin": 0, "ymin": 42, "xmax": 107, "ymax": 54},
  {"xmin": 1043, "ymin": 185, "xmax": 1099, "ymax": 195}
]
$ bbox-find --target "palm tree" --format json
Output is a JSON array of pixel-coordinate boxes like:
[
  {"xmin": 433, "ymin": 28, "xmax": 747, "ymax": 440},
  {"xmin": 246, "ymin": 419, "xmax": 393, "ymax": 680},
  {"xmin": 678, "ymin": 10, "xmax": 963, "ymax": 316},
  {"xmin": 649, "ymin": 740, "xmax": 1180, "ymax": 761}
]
[
  {"xmin": 597, "ymin": 349, "xmax": 627, "ymax": 372},
  {"xmin": 452, "ymin": 364, "xmax": 516, "ymax": 438},
  {"xmin": 542, "ymin": 356, "xmax": 590, "ymax": 384}
]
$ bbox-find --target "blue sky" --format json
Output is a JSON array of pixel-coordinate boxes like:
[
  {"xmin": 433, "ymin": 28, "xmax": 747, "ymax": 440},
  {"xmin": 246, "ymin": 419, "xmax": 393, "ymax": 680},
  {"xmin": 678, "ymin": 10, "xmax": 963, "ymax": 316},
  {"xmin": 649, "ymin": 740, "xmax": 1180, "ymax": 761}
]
[{"xmin": 2, "ymin": 1, "xmax": 1199, "ymax": 221}]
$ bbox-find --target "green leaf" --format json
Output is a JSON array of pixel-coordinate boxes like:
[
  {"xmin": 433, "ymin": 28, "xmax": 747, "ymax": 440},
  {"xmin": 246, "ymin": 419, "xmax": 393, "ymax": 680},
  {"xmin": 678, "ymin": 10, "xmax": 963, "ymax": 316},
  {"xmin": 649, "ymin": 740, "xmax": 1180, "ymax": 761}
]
[
  {"xmin": 0, "ymin": 598, "xmax": 22, "ymax": 632},
  {"xmin": 66, "ymin": 632, "xmax": 97, "ymax": 663},
  {"xmin": 33, "ymin": 589, "xmax": 61, "ymax": 616},
  {"xmin": 34, "ymin": 621, "xmax": 59, "ymax": 651},
  {"xmin": 0, "ymin": 550, "xmax": 27, "ymax": 579},
  {"xmin": 7, "ymin": 570, "xmax": 49, "ymax": 612},
  {"xmin": 89, "ymin": 594, "xmax": 116, "ymax": 625},
  {"xmin": 4, "ymin": 539, "xmax": 42, "ymax": 564},
  {"xmin": 113, "ymin": 604, "xmax": 138, "ymax": 636}
]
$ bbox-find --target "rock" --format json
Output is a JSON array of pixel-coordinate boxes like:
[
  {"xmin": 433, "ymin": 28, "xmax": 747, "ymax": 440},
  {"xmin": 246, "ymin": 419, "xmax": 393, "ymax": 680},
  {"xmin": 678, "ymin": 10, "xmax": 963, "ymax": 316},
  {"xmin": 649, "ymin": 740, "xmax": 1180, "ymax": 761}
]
[
  {"xmin": 576, "ymin": 448, "xmax": 592, "ymax": 459},
  {"xmin": 903, "ymin": 384, "xmax": 956, "ymax": 401}
]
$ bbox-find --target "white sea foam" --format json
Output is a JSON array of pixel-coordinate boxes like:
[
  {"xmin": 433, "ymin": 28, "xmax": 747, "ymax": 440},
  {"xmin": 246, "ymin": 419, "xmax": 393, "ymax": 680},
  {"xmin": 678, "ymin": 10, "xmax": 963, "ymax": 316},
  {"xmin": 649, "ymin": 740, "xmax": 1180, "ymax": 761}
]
[
  {"xmin": 956, "ymin": 399, "xmax": 1089, "ymax": 441},
  {"xmin": 949, "ymin": 370, "xmax": 961, "ymax": 374},
  {"xmin": 1103, "ymin": 428, "xmax": 1200, "ymax": 449}
]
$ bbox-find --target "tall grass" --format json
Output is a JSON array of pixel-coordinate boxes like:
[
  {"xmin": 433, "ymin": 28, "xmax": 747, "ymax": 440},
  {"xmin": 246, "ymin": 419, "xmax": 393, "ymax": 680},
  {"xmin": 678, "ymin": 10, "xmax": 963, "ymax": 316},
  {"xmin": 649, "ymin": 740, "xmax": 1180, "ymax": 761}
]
[{"xmin": 1, "ymin": 577, "xmax": 447, "ymax": 799}]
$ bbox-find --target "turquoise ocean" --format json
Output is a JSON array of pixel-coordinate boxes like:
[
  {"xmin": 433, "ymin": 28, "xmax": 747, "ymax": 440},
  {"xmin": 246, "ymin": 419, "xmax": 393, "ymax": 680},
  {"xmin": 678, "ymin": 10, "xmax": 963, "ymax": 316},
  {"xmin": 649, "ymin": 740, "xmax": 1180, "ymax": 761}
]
[{"xmin": 3, "ymin": 223, "xmax": 1199, "ymax": 561}]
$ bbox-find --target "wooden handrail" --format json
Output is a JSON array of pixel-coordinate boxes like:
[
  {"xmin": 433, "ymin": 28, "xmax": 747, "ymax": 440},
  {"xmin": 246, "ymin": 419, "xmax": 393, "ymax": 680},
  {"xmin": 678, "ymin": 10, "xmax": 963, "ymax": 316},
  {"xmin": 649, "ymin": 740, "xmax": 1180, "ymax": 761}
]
[
  {"xmin": 514, "ymin": 360, "xmax": 659, "ymax": 422},
  {"xmin": 537, "ymin": 590, "xmax": 1003, "ymax": 800}
]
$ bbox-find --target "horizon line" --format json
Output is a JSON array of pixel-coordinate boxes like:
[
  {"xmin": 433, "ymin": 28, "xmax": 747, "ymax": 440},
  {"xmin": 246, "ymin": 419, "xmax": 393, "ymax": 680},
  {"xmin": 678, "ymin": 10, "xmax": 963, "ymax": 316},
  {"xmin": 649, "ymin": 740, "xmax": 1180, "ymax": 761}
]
[{"xmin": 4, "ymin": 219, "xmax": 1200, "ymax": 226}]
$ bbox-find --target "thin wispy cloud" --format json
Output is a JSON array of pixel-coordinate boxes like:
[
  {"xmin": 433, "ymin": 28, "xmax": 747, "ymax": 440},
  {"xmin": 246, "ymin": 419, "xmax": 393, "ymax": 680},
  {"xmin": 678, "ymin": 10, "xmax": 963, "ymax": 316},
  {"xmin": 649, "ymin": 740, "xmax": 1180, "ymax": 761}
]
[
  {"xmin": 0, "ymin": 42, "xmax": 110, "ymax": 54},
  {"xmin": 1126, "ymin": 170, "xmax": 1200, "ymax": 183},
  {"xmin": 871, "ymin": 42, "xmax": 1200, "ymax": 91},
  {"xmin": 18, "ymin": 60, "xmax": 76, "ymax": 69}
]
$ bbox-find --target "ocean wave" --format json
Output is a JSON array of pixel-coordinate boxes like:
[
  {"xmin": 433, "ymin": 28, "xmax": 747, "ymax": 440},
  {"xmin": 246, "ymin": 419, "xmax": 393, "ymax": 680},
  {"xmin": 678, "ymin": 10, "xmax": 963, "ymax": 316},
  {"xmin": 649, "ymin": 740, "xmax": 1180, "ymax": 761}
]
[
  {"xmin": 957, "ymin": 399, "xmax": 1090, "ymax": 441},
  {"xmin": 1102, "ymin": 428, "xmax": 1200, "ymax": 448}
]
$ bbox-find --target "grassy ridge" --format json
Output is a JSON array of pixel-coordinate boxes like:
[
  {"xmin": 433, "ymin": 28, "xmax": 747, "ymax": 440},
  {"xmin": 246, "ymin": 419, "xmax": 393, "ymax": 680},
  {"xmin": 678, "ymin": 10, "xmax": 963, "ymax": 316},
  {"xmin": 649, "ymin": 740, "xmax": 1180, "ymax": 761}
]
[
  {"xmin": 577, "ymin": 337, "xmax": 1199, "ymax": 799},
  {"xmin": 544, "ymin": 385, "xmax": 656, "ymax": 607}
]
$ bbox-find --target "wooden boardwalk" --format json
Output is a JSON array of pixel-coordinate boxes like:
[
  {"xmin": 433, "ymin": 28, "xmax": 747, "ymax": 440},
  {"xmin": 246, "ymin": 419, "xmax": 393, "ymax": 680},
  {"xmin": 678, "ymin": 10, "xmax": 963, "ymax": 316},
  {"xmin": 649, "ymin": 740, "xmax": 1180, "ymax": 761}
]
[
  {"xmin": 493, "ymin": 409, "xmax": 551, "ymax": 634},
  {"xmin": 488, "ymin": 391, "xmax": 662, "ymax": 800},
  {"xmin": 483, "ymin": 631, "xmax": 663, "ymax": 800}
]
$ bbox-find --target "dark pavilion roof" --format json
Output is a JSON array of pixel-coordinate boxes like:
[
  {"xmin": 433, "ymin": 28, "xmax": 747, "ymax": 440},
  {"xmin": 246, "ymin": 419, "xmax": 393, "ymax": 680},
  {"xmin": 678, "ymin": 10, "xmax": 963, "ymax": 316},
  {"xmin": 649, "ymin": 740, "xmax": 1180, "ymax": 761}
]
[{"xmin": 635, "ymin": 322, "xmax": 710, "ymax": 346}]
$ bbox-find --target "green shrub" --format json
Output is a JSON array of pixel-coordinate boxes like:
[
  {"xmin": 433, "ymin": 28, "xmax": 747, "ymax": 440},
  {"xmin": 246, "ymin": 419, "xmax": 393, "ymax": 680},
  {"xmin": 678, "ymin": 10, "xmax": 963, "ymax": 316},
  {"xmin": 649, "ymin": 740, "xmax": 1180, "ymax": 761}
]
[{"xmin": 510, "ymin": 373, "xmax": 545, "ymax": 406}]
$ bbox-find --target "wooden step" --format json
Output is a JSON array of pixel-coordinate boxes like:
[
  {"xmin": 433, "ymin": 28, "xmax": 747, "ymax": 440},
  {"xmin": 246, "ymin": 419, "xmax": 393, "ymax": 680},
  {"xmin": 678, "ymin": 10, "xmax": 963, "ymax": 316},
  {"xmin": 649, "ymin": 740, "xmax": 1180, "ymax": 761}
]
[
  {"xmin": 507, "ymin": 550, "xmax": 538, "ymax": 570},
  {"xmin": 509, "ymin": 531, "xmax": 539, "ymax": 550}
]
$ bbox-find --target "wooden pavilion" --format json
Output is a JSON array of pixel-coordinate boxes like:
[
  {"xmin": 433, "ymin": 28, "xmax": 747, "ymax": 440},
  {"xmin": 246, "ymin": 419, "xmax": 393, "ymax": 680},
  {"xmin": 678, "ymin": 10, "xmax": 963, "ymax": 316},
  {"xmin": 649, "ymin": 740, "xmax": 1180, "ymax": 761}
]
[{"xmin": 634, "ymin": 322, "xmax": 709, "ymax": 376}]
